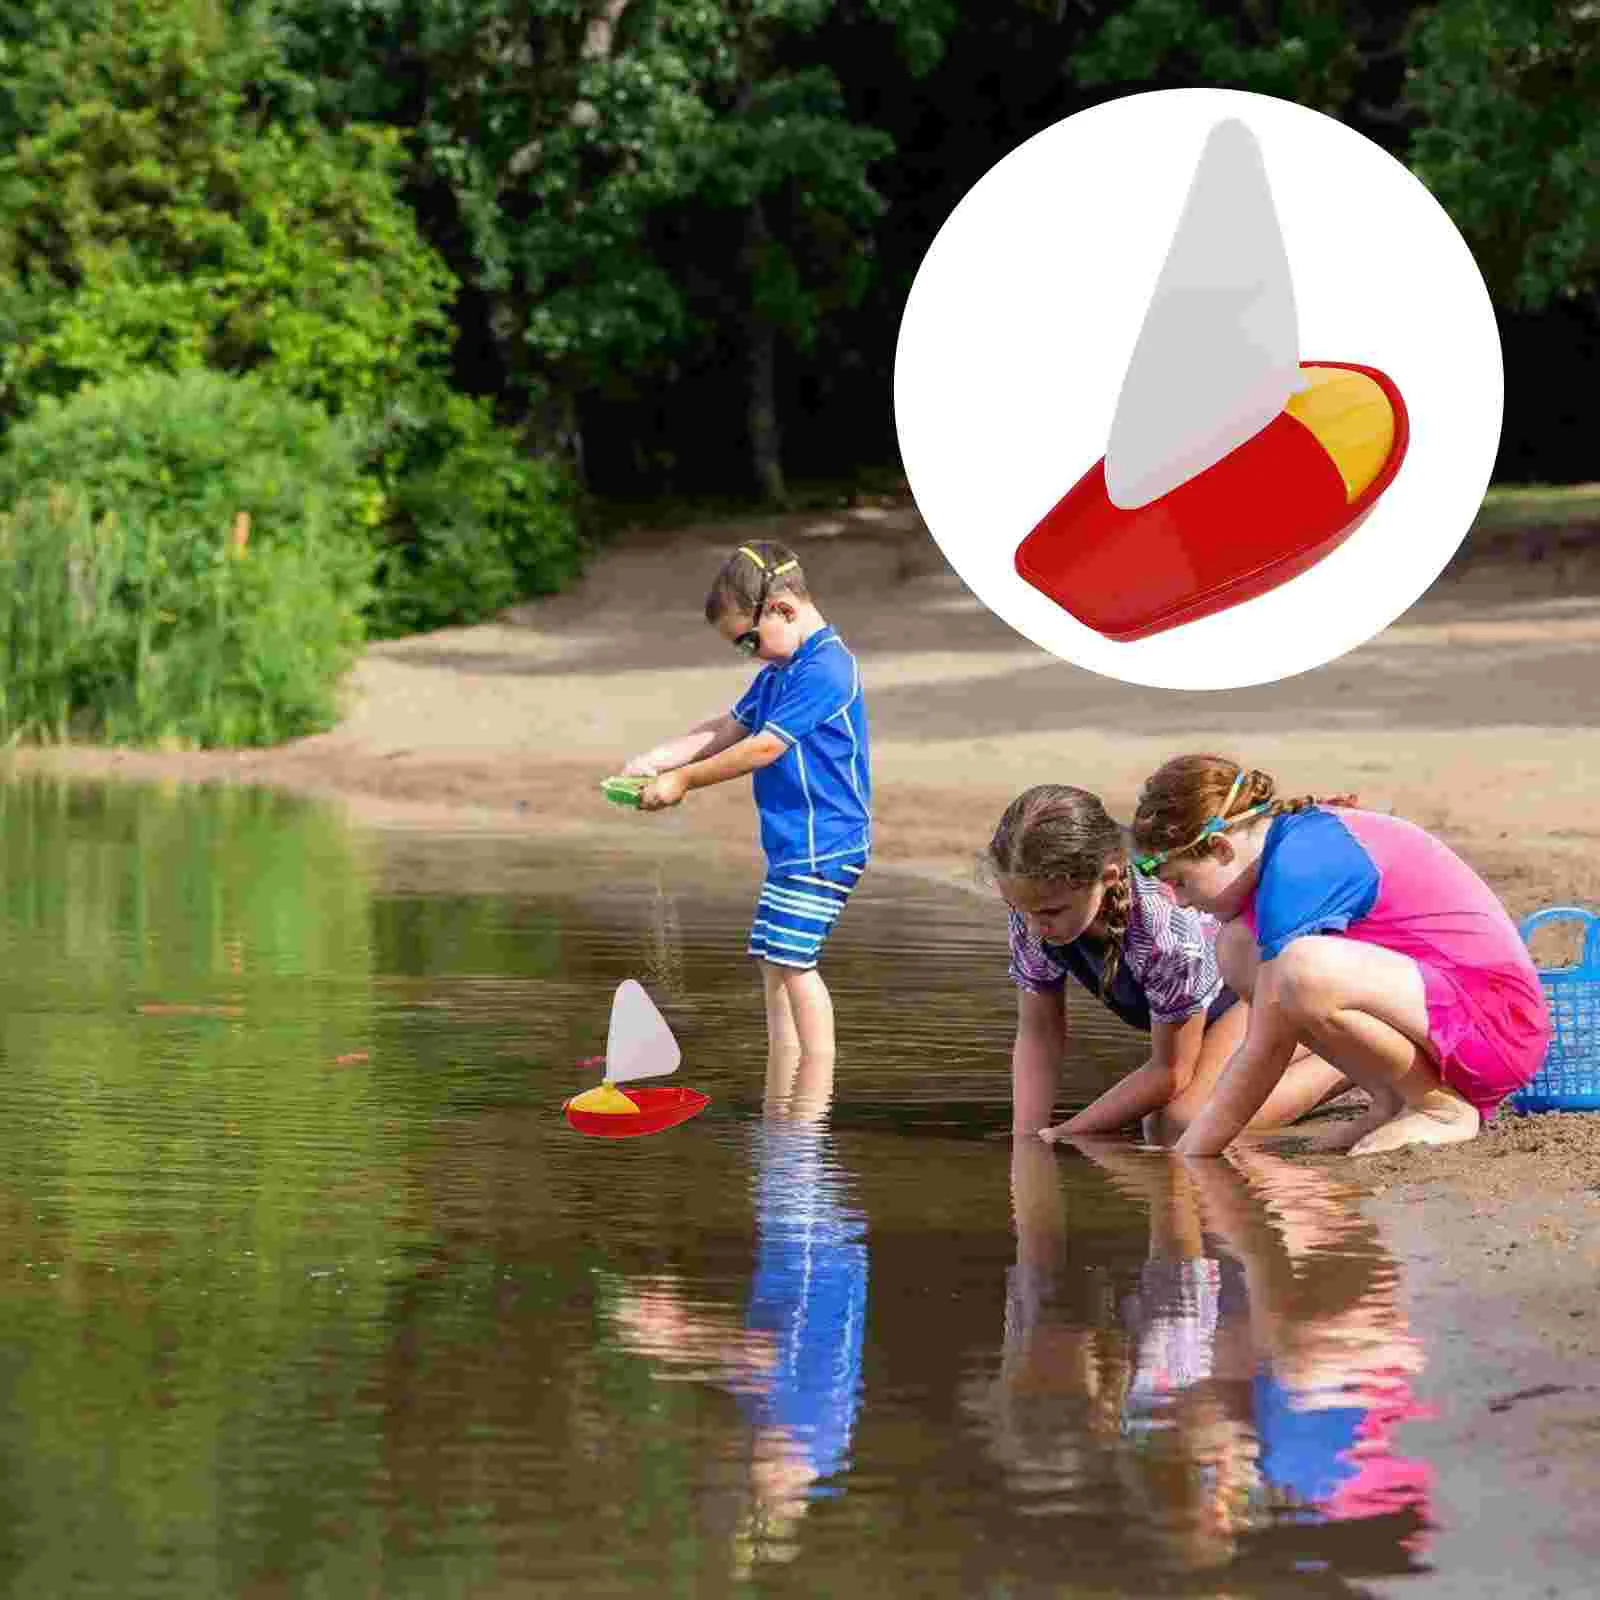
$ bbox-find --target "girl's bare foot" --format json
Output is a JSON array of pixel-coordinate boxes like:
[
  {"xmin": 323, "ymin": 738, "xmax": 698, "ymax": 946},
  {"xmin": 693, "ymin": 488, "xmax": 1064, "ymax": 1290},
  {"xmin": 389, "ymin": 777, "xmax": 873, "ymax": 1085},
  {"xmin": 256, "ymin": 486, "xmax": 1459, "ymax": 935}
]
[
  {"xmin": 1348, "ymin": 1089, "xmax": 1480, "ymax": 1156},
  {"xmin": 1307, "ymin": 1088, "xmax": 1403, "ymax": 1153}
]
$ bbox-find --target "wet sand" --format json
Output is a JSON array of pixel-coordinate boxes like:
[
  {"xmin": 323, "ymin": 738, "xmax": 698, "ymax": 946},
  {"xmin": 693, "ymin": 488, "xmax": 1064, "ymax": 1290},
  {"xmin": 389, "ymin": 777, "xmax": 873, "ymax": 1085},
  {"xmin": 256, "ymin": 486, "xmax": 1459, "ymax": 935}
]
[{"xmin": 8, "ymin": 499, "xmax": 1600, "ymax": 1580}]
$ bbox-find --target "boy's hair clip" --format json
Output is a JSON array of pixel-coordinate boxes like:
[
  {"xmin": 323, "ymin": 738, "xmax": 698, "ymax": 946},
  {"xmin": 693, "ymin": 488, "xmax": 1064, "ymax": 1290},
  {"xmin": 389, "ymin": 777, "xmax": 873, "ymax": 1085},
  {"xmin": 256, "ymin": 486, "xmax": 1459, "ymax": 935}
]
[{"xmin": 737, "ymin": 545, "xmax": 798, "ymax": 578}]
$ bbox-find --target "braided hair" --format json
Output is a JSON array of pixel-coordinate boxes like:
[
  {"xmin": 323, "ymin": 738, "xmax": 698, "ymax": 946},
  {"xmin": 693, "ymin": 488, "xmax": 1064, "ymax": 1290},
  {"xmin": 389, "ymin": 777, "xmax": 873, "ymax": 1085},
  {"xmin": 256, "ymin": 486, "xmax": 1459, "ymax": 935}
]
[
  {"xmin": 984, "ymin": 784, "xmax": 1131, "ymax": 1000},
  {"xmin": 1131, "ymin": 755, "xmax": 1358, "ymax": 864}
]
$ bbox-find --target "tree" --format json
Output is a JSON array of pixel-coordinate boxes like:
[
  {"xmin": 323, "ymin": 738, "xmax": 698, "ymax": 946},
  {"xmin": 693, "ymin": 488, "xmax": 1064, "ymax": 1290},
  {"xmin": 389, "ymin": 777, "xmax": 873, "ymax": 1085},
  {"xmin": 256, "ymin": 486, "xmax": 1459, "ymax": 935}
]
[
  {"xmin": 0, "ymin": 0, "xmax": 457, "ymax": 421},
  {"xmin": 1066, "ymin": 1, "xmax": 1424, "ymax": 149},
  {"xmin": 1405, "ymin": 0, "xmax": 1600, "ymax": 309},
  {"xmin": 688, "ymin": 12, "xmax": 892, "ymax": 503},
  {"xmin": 278, "ymin": 0, "xmax": 954, "ymax": 501},
  {"xmin": 1066, "ymin": 0, "xmax": 1600, "ymax": 314}
]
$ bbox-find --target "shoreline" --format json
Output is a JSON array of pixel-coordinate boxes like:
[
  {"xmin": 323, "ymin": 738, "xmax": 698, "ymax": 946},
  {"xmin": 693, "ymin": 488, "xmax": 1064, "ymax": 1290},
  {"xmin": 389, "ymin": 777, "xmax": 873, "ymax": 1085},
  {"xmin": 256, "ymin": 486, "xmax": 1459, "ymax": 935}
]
[{"xmin": 6, "ymin": 496, "xmax": 1600, "ymax": 1589}]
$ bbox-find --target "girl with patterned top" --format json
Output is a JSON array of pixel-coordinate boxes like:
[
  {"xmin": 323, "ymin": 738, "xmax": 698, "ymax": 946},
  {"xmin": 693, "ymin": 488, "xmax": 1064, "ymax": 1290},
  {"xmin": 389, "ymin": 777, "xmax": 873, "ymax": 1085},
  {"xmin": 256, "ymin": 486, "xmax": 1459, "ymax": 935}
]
[{"xmin": 984, "ymin": 785, "xmax": 1348, "ymax": 1142}]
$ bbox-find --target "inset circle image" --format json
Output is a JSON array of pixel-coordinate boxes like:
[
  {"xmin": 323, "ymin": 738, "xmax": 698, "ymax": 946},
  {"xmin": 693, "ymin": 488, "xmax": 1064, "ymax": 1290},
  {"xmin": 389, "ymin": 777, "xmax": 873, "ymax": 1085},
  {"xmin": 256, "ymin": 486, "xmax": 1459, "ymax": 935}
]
[{"xmin": 893, "ymin": 88, "xmax": 1502, "ymax": 691}]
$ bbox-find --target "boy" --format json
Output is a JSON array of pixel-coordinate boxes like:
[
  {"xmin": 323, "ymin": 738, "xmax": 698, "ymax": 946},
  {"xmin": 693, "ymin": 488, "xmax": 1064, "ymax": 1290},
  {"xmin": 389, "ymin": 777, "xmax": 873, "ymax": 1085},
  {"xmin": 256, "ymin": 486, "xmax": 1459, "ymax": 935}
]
[{"xmin": 622, "ymin": 541, "xmax": 871, "ymax": 1082}]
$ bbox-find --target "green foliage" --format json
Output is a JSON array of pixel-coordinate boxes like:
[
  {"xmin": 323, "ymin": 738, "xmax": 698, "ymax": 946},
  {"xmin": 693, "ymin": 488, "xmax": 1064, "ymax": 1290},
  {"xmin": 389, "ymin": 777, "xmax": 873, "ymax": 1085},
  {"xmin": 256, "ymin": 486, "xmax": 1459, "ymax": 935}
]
[
  {"xmin": 281, "ymin": 0, "xmax": 720, "ymax": 399},
  {"xmin": 692, "ymin": 64, "xmax": 893, "ymax": 352},
  {"xmin": 0, "ymin": 0, "xmax": 458, "ymax": 420},
  {"xmin": 1066, "ymin": 0, "xmax": 1600, "ymax": 312},
  {"xmin": 0, "ymin": 370, "xmax": 371, "ymax": 746},
  {"xmin": 362, "ymin": 389, "xmax": 586, "ymax": 638},
  {"xmin": 1068, "ymin": 0, "xmax": 1377, "ymax": 111},
  {"xmin": 1405, "ymin": 0, "xmax": 1600, "ymax": 308},
  {"xmin": 281, "ymin": 0, "xmax": 953, "ymax": 398}
]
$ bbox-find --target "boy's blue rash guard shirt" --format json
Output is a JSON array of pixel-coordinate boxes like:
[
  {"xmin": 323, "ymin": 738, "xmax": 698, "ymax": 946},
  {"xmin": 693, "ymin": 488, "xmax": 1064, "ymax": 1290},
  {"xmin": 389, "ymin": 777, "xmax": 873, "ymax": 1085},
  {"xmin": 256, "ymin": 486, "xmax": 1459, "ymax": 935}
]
[
  {"xmin": 1254, "ymin": 808, "xmax": 1381, "ymax": 962},
  {"xmin": 731, "ymin": 625, "xmax": 872, "ymax": 872}
]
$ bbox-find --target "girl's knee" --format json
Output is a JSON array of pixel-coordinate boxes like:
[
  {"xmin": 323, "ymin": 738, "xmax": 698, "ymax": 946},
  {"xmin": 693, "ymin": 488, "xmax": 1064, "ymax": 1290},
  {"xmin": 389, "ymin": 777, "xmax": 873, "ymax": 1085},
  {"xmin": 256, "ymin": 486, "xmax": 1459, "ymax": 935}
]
[{"xmin": 1264, "ymin": 940, "xmax": 1339, "ymax": 1024}]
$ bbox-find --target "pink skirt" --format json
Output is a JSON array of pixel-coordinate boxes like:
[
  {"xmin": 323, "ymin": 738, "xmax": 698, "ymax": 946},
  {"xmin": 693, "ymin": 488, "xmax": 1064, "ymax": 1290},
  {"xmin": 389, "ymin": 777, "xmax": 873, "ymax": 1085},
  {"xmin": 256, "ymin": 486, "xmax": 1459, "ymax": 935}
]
[{"xmin": 1416, "ymin": 958, "xmax": 1551, "ymax": 1115}]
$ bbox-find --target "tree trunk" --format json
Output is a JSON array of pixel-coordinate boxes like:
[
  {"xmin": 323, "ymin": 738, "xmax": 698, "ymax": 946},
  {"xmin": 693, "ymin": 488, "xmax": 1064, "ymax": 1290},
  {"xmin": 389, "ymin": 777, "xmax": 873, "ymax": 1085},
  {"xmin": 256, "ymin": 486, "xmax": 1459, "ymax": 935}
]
[{"xmin": 743, "ymin": 199, "xmax": 787, "ymax": 505}]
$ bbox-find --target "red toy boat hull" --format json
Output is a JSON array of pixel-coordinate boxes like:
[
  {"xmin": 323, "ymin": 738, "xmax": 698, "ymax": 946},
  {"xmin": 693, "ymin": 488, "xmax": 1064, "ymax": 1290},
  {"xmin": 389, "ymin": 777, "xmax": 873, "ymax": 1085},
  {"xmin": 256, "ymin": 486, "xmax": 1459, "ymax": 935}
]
[
  {"xmin": 564, "ymin": 1084, "xmax": 710, "ymax": 1138},
  {"xmin": 1014, "ymin": 361, "xmax": 1409, "ymax": 641}
]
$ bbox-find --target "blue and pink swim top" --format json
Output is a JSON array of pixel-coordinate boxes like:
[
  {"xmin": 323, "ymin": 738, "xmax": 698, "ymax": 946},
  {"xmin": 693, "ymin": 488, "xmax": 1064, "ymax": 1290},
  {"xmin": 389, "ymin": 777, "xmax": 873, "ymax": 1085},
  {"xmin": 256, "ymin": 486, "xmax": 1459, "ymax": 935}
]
[{"xmin": 1240, "ymin": 806, "xmax": 1550, "ymax": 1112}]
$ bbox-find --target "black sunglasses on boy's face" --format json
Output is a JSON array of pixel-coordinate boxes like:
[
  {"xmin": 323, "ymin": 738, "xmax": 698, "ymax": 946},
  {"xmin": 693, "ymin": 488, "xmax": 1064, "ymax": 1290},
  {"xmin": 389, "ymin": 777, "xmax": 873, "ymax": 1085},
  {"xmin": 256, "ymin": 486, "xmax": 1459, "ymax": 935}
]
[{"xmin": 733, "ymin": 575, "xmax": 772, "ymax": 657}]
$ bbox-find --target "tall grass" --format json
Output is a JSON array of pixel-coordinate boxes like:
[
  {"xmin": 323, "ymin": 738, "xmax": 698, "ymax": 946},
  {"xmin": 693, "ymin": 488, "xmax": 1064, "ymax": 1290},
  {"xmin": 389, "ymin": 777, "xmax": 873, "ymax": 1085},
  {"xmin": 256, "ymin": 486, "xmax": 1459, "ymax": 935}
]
[
  {"xmin": 0, "ymin": 370, "xmax": 372, "ymax": 748},
  {"xmin": 0, "ymin": 491, "xmax": 363, "ymax": 746}
]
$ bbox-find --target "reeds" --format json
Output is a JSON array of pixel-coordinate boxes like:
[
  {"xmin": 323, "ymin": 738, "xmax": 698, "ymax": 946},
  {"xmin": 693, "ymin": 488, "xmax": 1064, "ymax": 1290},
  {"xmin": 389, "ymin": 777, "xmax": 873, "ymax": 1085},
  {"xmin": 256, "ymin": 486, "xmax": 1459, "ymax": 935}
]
[{"xmin": 0, "ymin": 490, "xmax": 363, "ymax": 747}]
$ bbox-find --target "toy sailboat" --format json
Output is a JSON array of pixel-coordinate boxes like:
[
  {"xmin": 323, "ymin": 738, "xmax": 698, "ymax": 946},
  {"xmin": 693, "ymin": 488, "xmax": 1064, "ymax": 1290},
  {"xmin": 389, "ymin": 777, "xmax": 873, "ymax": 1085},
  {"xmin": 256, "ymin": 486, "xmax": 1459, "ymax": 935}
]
[
  {"xmin": 1014, "ymin": 117, "xmax": 1409, "ymax": 641},
  {"xmin": 564, "ymin": 979, "xmax": 709, "ymax": 1138}
]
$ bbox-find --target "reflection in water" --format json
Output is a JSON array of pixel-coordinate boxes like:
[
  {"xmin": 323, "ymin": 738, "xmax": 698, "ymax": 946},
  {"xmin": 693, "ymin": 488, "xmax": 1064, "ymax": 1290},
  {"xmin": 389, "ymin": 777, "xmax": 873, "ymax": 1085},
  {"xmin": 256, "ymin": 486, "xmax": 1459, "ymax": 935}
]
[
  {"xmin": 974, "ymin": 1139, "xmax": 1434, "ymax": 1587},
  {"xmin": 0, "ymin": 774, "xmax": 1500, "ymax": 1596},
  {"xmin": 604, "ymin": 1058, "xmax": 867, "ymax": 1580}
]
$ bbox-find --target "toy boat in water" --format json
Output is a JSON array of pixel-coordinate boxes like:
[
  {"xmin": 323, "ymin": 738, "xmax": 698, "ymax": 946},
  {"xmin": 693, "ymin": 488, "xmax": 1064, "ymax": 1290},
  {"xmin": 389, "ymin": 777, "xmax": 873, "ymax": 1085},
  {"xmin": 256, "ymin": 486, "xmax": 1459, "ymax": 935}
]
[{"xmin": 564, "ymin": 979, "xmax": 709, "ymax": 1138}]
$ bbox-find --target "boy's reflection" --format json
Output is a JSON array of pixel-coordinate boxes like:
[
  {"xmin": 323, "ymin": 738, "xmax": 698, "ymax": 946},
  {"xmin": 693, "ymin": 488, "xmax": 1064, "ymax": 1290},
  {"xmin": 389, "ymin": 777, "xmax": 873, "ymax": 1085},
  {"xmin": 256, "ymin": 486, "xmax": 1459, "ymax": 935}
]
[
  {"xmin": 990, "ymin": 1138, "xmax": 1433, "ymax": 1581},
  {"xmin": 603, "ymin": 1056, "xmax": 867, "ymax": 1575}
]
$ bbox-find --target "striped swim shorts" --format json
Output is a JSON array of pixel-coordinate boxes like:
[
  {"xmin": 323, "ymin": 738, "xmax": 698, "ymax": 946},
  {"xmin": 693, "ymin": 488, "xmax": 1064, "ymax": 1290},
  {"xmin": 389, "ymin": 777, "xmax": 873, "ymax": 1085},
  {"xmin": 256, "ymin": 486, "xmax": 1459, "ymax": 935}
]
[{"xmin": 747, "ymin": 853, "xmax": 867, "ymax": 971}]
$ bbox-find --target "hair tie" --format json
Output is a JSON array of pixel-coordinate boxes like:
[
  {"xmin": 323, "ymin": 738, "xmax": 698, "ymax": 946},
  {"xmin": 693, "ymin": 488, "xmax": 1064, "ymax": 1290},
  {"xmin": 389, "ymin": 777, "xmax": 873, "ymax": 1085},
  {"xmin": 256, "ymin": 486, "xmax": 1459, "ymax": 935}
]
[
  {"xmin": 1133, "ymin": 765, "xmax": 1272, "ymax": 875},
  {"xmin": 737, "ymin": 547, "xmax": 798, "ymax": 579}
]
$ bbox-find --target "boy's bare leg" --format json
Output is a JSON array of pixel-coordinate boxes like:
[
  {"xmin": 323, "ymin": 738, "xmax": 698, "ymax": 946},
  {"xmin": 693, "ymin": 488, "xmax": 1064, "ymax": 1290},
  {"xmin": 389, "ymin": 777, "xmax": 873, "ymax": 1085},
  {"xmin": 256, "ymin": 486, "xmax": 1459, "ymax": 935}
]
[
  {"xmin": 761, "ymin": 963, "xmax": 802, "ymax": 1104},
  {"xmin": 780, "ymin": 1053, "xmax": 836, "ymax": 1124},
  {"xmin": 783, "ymin": 966, "xmax": 836, "ymax": 1071},
  {"xmin": 761, "ymin": 963, "xmax": 836, "ymax": 1116}
]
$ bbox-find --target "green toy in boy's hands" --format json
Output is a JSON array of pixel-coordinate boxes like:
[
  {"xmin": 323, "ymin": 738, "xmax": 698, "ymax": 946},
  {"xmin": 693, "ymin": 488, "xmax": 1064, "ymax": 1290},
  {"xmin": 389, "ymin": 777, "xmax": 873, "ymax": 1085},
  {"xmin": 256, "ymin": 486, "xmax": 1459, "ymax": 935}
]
[{"xmin": 601, "ymin": 775, "xmax": 649, "ymax": 809}]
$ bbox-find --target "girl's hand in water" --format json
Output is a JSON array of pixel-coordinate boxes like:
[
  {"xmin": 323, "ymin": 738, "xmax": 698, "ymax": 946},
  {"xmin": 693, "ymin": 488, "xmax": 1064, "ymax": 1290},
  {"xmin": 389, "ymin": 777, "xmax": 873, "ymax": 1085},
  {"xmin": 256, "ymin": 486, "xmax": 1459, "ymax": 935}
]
[
  {"xmin": 621, "ymin": 754, "xmax": 659, "ymax": 778},
  {"xmin": 639, "ymin": 770, "xmax": 688, "ymax": 811}
]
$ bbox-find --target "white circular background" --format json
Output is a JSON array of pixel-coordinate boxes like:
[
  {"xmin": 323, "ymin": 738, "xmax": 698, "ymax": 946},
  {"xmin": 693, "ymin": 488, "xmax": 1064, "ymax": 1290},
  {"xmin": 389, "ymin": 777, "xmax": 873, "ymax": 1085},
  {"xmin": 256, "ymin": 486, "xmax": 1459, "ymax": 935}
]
[{"xmin": 893, "ymin": 88, "xmax": 1503, "ymax": 691}]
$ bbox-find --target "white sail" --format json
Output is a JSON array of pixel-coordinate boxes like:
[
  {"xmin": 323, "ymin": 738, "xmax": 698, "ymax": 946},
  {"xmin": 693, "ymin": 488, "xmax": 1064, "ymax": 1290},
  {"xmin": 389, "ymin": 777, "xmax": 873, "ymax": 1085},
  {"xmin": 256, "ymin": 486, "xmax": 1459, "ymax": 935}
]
[
  {"xmin": 1104, "ymin": 117, "xmax": 1304, "ymax": 510},
  {"xmin": 605, "ymin": 979, "xmax": 681, "ymax": 1084}
]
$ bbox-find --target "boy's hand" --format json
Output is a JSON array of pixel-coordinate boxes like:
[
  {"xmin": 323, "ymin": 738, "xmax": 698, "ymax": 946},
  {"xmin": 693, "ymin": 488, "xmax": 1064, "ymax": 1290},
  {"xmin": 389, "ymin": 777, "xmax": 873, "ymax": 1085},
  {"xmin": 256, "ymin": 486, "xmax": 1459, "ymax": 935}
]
[
  {"xmin": 621, "ymin": 754, "xmax": 659, "ymax": 778},
  {"xmin": 638, "ymin": 771, "xmax": 688, "ymax": 811}
]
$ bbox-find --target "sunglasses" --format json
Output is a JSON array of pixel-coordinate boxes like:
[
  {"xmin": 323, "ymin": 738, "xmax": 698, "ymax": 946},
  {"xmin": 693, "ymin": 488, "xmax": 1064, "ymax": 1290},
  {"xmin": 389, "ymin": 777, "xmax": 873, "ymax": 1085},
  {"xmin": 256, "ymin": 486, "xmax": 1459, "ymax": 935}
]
[
  {"xmin": 732, "ymin": 549, "xmax": 798, "ymax": 657},
  {"xmin": 733, "ymin": 578, "xmax": 769, "ymax": 657}
]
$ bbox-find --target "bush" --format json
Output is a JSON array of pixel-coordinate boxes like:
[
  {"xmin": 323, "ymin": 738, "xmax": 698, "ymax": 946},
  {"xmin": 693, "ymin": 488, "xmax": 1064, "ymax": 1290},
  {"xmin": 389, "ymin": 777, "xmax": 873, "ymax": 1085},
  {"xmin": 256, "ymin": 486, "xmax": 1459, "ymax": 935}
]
[
  {"xmin": 0, "ymin": 0, "xmax": 457, "ymax": 423},
  {"xmin": 363, "ymin": 389, "xmax": 586, "ymax": 638},
  {"xmin": 0, "ymin": 370, "xmax": 372, "ymax": 746}
]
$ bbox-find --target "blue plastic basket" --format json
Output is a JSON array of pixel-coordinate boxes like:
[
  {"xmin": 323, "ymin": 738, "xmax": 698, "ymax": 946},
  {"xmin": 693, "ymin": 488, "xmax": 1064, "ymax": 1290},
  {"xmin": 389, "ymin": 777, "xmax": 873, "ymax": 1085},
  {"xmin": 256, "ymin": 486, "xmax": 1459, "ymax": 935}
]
[{"xmin": 1509, "ymin": 906, "xmax": 1600, "ymax": 1113}]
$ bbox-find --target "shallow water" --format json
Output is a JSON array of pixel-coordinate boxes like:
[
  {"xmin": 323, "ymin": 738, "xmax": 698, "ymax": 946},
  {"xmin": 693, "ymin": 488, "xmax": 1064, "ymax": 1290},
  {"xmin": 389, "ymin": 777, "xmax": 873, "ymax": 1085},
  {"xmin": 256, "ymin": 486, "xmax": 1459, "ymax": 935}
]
[{"xmin": 0, "ymin": 777, "xmax": 1452, "ymax": 1595}]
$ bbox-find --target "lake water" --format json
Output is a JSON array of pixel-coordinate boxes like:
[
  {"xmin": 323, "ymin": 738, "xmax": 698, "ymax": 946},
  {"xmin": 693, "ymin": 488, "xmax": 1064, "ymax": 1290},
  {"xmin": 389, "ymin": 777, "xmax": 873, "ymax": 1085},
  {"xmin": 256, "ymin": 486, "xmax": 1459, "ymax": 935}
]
[{"xmin": 0, "ymin": 776, "xmax": 1470, "ymax": 1596}]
